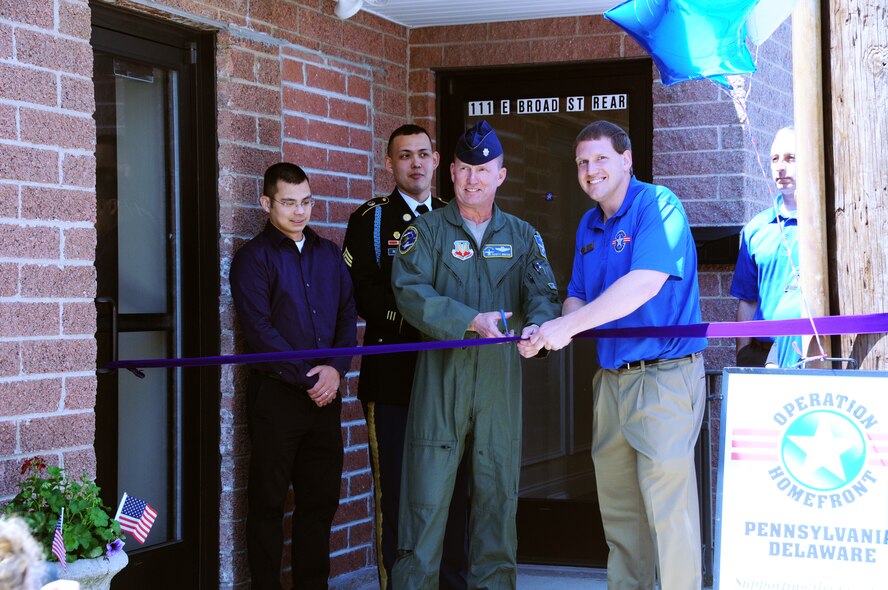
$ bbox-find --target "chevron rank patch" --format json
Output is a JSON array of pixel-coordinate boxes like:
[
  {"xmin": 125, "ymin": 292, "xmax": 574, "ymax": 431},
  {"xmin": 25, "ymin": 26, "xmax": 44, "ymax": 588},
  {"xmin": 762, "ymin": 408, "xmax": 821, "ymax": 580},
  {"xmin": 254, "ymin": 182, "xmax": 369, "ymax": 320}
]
[{"xmin": 343, "ymin": 248, "xmax": 353, "ymax": 267}]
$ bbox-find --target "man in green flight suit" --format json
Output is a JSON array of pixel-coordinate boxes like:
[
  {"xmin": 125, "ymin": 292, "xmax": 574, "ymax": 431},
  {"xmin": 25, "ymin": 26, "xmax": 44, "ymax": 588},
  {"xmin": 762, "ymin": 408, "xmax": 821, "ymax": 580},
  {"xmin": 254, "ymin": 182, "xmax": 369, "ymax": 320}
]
[{"xmin": 391, "ymin": 120, "xmax": 561, "ymax": 589}]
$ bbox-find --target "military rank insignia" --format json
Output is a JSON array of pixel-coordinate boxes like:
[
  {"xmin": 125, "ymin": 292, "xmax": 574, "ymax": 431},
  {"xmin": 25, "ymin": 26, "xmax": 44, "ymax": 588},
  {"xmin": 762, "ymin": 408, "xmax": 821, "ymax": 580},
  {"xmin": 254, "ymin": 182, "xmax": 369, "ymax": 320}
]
[{"xmin": 399, "ymin": 226, "xmax": 418, "ymax": 254}]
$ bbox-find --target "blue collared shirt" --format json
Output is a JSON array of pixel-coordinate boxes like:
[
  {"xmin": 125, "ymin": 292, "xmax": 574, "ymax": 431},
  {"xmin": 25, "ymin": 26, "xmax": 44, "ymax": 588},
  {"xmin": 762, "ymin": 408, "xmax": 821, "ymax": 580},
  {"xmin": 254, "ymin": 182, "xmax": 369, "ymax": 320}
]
[
  {"xmin": 229, "ymin": 222, "xmax": 357, "ymax": 389},
  {"xmin": 730, "ymin": 197, "xmax": 801, "ymax": 367},
  {"xmin": 567, "ymin": 177, "xmax": 706, "ymax": 369}
]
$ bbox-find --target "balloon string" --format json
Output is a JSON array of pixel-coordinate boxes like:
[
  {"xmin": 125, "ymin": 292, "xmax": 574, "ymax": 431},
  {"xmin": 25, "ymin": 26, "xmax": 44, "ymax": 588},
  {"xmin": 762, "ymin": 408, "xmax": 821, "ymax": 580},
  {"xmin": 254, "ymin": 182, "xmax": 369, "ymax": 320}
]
[{"xmin": 720, "ymin": 58, "xmax": 827, "ymax": 365}]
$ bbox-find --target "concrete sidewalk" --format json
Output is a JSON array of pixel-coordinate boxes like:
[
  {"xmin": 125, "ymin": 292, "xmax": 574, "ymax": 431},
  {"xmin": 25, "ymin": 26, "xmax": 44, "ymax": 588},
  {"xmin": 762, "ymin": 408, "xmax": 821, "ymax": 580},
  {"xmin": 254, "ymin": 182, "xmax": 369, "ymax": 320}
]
[{"xmin": 517, "ymin": 564, "xmax": 608, "ymax": 589}]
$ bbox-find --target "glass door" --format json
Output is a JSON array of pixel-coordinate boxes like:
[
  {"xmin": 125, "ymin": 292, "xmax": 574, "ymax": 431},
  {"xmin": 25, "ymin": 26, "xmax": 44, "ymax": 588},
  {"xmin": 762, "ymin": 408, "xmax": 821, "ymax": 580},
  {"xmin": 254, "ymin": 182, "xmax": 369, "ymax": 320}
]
[
  {"xmin": 439, "ymin": 60, "xmax": 653, "ymax": 566},
  {"xmin": 91, "ymin": 5, "xmax": 218, "ymax": 586}
]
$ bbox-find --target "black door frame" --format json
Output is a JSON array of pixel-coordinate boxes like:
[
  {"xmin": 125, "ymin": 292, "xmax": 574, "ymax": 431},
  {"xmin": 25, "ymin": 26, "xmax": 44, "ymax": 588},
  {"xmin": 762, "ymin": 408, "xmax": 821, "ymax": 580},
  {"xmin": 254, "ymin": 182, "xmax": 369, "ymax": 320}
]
[
  {"xmin": 91, "ymin": 4, "xmax": 219, "ymax": 586},
  {"xmin": 437, "ymin": 59, "xmax": 654, "ymax": 567}
]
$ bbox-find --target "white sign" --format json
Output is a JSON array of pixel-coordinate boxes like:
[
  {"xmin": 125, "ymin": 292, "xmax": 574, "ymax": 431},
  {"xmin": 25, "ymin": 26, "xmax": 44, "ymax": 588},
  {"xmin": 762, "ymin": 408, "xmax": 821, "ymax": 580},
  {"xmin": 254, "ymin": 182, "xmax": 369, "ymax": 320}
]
[
  {"xmin": 715, "ymin": 369, "xmax": 888, "ymax": 590},
  {"xmin": 468, "ymin": 100, "xmax": 494, "ymax": 116},
  {"xmin": 566, "ymin": 96, "xmax": 585, "ymax": 112},
  {"xmin": 589, "ymin": 94, "xmax": 627, "ymax": 110},
  {"xmin": 515, "ymin": 97, "xmax": 559, "ymax": 114}
]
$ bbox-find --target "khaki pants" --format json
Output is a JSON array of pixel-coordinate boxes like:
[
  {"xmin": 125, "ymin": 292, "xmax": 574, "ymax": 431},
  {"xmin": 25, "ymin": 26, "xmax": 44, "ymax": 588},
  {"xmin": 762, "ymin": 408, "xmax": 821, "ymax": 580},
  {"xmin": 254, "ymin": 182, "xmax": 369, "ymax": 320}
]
[{"xmin": 592, "ymin": 354, "xmax": 705, "ymax": 590}]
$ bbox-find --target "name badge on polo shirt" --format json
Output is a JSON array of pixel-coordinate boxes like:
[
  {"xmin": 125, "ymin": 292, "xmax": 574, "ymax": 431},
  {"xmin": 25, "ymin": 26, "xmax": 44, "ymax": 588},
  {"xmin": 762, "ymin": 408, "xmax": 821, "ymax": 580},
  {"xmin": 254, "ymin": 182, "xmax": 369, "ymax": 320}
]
[{"xmin": 482, "ymin": 244, "xmax": 513, "ymax": 258}]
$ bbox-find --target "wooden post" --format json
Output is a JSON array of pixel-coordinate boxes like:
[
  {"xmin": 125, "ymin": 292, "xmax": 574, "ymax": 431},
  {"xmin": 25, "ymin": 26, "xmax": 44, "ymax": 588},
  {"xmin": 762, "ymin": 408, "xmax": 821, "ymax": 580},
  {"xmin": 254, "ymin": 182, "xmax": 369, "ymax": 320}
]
[
  {"xmin": 828, "ymin": 0, "xmax": 888, "ymax": 369},
  {"xmin": 791, "ymin": 0, "xmax": 831, "ymax": 362}
]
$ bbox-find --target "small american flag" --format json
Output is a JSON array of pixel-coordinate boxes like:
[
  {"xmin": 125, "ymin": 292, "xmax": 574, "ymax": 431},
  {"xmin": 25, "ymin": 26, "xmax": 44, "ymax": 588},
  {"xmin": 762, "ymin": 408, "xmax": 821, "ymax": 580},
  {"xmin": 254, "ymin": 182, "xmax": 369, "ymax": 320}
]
[
  {"xmin": 51, "ymin": 508, "xmax": 66, "ymax": 571},
  {"xmin": 114, "ymin": 493, "xmax": 157, "ymax": 544}
]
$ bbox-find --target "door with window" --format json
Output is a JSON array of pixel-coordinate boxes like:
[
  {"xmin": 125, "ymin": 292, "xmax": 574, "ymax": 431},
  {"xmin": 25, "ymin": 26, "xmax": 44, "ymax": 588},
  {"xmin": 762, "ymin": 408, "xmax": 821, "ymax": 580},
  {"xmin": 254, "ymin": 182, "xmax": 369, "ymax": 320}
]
[
  {"xmin": 439, "ymin": 60, "xmax": 653, "ymax": 566},
  {"xmin": 91, "ymin": 5, "xmax": 218, "ymax": 586}
]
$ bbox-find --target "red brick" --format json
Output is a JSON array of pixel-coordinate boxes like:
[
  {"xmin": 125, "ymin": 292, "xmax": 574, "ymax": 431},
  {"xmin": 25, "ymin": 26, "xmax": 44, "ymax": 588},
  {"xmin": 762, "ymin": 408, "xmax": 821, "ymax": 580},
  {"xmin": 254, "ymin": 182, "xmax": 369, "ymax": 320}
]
[
  {"xmin": 21, "ymin": 264, "xmax": 94, "ymax": 298},
  {"xmin": 408, "ymin": 69, "xmax": 436, "ymax": 95},
  {"xmin": 329, "ymin": 98, "xmax": 368, "ymax": 126},
  {"xmin": 654, "ymin": 151, "xmax": 744, "ymax": 178},
  {"xmin": 15, "ymin": 29, "xmax": 92, "ymax": 77},
  {"xmin": 347, "ymin": 178, "xmax": 372, "ymax": 201},
  {"xmin": 281, "ymin": 58, "xmax": 304, "ymax": 85},
  {"xmin": 219, "ymin": 204, "xmax": 266, "ymax": 237},
  {"xmin": 409, "ymin": 45, "xmax": 444, "ymax": 69},
  {"xmin": 281, "ymin": 141, "xmax": 327, "ymax": 170},
  {"xmin": 219, "ymin": 173, "xmax": 261, "ymax": 206},
  {"xmin": 62, "ymin": 301, "xmax": 95, "ymax": 336},
  {"xmin": 0, "ymin": 145, "xmax": 58, "ymax": 184},
  {"xmin": 308, "ymin": 173, "xmax": 348, "ymax": 200},
  {"xmin": 0, "ymin": 104, "xmax": 15, "ymax": 140},
  {"xmin": 218, "ymin": 143, "xmax": 282, "ymax": 177},
  {"xmin": 1, "ymin": 0, "xmax": 54, "ymax": 29},
  {"xmin": 63, "ymin": 375, "xmax": 96, "ymax": 410},
  {"xmin": 329, "ymin": 547, "xmax": 370, "ymax": 578},
  {"xmin": 299, "ymin": 8, "xmax": 343, "ymax": 47},
  {"xmin": 0, "ymin": 378, "xmax": 61, "ymax": 416},
  {"xmin": 20, "ymin": 412, "xmax": 95, "ymax": 451},
  {"xmin": 382, "ymin": 34, "xmax": 407, "ymax": 64},
  {"xmin": 654, "ymin": 127, "xmax": 720, "ymax": 153},
  {"xmin": 281, "ymin": 45, "xmax": 324, "ymax": 65},
  {"xmin": 653, "ymin": 78, "xmax": 721, "ymax": 104},
  {"xmin": 255, "ymin": 55, "xmax": 280, "ymax": 87},
  {"xmin": 660, "ymin": 176, "xmax": 714, "ymax": 201},
  {"xmin": 326, "ymin": 199, "xmax": 357, "ymax": 225},
  {"xmin": 0, "ymin": 342, "xmax": 19, "ymax": 377},
  {"xmin": 257, "ymin": 117, "xmax": 281, "ymax": 148},
  {"xmin": 655, "ymin": 102, "xmax": 739, "ymax": 129},
  {"xmin": 0, "ymin": 23, "xmax": 11, "ymax": 60},
  {"xmin": 0, "ymin": 302, "xmax": 58, "ymax": 338},
  {"xmin": 221, "ymin": 46, "xmax": 256, "ymax": 81},
  {"xmin": 306, "ymin": 64, "xmax": 347, "ymax": 94},
  {"xmin": 220, "ymin": 80, "xmax": 281, "ymax": 116},
  {"xmin": 347, "ymin": 127, "xmax": 371, "ymax": 152},
  {"xmin": 62, "ymin": 227, "xmax": 96, "ymax": 262},
  {"xmin": 0, "ymin": 457, "xmax": 26, "ymax": 496},
  {"xmin": 0, "ymin": 421, "xmax": 14, "ymax": 455},
  {"xmin": 0, "ymin": 263, "xmax": 16, "ymax": 297},
  {"xmin": 282, "ymin": 86, "xmax": 328, "ymax": 117},
  {"xmin": 62, "ymin": 153, "xmax": 95, "ymax": 188},
  {"xmin": 60, "ymin": 74, "xmax": 95, "ymax": 113},
  {"xmin": 0, "ymin": 183, "xmax": 17, "ymax": 217},
  {"xmin": 348, "ymin": 470, "xmax": 372, "ymax": 497},
  {"xmin": 410, "ymin": 23, "xmax": 488, "ymax": 46},
  {"xmin": 380, "ymin": 62, "xmax": 406, "ymax": 92},
  {"xmin": 21, "ymin": 186, "xmax": 95, "ymax": 222},
  {"xmin": 698, "ymin": 272, "xmax": 724, "ymax": 297},
  {"xmin": 327, "ymin": 149, "xmax": 369, "ymax": 177},
  {"xmin": 346, "ymin": 75, "xmax": 371, "ymax": 102},
  {"xmin": 342, "ymin": 22, "xmax": 384, "ymax": 59},
  {"xmin": 220, "ymin": 112, "xmax": 258, "ymax": 144},
  {"xmin": 58, "ymin": 0, "xmax": 92, "ymax": 38},
  {"xmin": 62, "ymin": 448, "xmax": 97, "ymax": 481},
  {"xmin": 377, "ymin": 87, "xmax": 406, "ymax": 117},
  {"xmin": 284, "ymin": 115, "xmax": 353, "ymax": 148},
  {"xmin": 0, "ymin": 224, "xmax": 60, "ymax": 259},
  {"xmin": 22, "ymin": 338, "xmax": 96, "ymax": 374}
]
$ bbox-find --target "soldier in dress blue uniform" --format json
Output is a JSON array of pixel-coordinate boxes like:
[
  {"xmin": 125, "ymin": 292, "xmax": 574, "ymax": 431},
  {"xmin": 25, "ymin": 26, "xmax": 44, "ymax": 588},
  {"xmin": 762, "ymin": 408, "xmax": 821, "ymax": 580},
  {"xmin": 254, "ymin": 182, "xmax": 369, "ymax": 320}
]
[{"xmin": 342, "ymin": 125, "xmax": 469, "ymax": 590}]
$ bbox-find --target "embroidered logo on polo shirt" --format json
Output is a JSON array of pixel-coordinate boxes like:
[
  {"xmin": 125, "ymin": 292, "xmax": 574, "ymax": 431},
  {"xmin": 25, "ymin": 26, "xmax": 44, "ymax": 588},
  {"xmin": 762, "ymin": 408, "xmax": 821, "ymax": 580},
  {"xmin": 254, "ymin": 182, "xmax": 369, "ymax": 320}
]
[
  {"xmin": 452, "ymin": 240, "xmax": 474, "ymax": 260},
  {"xmin": 612, "ymin": 230, "xmax": 631, "ymax": 253}
]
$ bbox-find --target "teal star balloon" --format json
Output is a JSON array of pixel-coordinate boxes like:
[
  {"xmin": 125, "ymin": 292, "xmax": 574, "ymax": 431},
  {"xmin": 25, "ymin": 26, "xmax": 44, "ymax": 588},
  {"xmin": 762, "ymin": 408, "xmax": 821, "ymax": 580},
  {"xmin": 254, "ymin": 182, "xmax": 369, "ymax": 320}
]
[{"xmin": 605, "ymin": 0, "xmax": 760, "ymax": 88}]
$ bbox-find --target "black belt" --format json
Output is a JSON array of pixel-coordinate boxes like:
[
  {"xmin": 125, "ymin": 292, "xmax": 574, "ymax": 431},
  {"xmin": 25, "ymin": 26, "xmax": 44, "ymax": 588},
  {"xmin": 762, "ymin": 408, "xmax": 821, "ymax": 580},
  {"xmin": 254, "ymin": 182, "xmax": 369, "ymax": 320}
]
[{"xmin": 620, "ymin": 352, "xmax": 699, "ymax": 372}]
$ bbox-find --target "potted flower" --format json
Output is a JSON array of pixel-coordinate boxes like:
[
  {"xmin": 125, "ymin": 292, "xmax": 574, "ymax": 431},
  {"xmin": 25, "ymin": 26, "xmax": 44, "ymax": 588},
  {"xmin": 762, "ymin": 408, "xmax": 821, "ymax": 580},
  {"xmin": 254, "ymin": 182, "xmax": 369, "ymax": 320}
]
[{"xmin": 1, "ymin": 457, "xmax": 128, "ymax": 590}]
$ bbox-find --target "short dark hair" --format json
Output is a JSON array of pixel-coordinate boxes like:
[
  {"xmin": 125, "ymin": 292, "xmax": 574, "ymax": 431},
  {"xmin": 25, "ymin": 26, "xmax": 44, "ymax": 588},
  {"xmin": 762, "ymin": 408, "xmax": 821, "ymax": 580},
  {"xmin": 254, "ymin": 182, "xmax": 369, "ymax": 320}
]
[
  {"xmin": 387, "ymin": 124, "xmax": 432, "ymax": 157},
  {"xmin": 575, "ymin": 120, "xmax": 632, "ymax": 154},
  {"xmin": 263, "ymin": 162, "xmax": 309, "ymax": 199}
]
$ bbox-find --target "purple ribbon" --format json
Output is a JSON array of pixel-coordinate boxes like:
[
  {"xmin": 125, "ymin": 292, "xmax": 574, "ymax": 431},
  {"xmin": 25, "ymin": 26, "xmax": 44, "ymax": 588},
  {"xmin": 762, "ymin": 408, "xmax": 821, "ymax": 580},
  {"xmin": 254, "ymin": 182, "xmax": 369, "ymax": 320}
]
[{"xmin": 108, "ymin": 313, "xmax": 888, "ymax": 376}]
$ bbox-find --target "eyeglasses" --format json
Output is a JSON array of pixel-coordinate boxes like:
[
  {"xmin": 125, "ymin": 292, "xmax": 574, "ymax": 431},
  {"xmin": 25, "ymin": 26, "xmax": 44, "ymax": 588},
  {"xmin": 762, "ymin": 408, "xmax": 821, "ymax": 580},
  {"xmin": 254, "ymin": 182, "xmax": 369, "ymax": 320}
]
[{"xmin": 270, "ymin": 197, "xmax": 314, "ymax": 211}]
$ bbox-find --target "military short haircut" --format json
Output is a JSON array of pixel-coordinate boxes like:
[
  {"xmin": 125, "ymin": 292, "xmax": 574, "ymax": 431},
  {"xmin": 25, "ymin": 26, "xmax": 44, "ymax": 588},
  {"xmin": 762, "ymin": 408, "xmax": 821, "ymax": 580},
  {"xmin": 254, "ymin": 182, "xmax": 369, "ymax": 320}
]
[
  {"xmin": 387, "ymin": 124, "xmax": 432, "ymax": 157},
  {"xmin": 263, "ymin": 162, "xmax": 309, "ymax": 199}
]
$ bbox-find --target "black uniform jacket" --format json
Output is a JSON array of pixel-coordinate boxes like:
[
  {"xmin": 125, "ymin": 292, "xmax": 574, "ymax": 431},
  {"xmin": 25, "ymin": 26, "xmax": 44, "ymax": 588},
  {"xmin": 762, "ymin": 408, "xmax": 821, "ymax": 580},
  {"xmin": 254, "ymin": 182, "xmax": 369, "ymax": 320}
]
[{"xmin": 342, "ymin": 189, "xmax": 446, "ymax": 405}]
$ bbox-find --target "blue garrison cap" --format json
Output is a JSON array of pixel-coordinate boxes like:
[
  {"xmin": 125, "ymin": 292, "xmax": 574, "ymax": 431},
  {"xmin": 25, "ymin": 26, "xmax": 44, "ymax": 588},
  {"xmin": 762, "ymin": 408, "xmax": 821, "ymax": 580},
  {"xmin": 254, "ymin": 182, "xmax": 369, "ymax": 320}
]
[{"xmin": 454, "ymin": 120, "xmax": 503, "ymax": 165}]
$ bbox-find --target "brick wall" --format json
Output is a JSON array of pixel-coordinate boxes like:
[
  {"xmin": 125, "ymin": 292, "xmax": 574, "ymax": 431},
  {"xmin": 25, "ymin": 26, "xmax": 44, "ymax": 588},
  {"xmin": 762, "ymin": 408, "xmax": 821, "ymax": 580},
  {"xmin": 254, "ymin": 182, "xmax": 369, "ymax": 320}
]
[{"xmin": 0, "ymin": 0, "xmax": 98, "ymax": 493}]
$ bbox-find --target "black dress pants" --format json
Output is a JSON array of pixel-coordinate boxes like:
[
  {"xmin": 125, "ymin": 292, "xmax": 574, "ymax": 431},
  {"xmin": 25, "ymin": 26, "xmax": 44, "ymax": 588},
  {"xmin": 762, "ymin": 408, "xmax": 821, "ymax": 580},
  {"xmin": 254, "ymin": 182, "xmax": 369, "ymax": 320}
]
[{"xmin": 247, "ymin": 373, "xmax": 344, "ymax": 590}]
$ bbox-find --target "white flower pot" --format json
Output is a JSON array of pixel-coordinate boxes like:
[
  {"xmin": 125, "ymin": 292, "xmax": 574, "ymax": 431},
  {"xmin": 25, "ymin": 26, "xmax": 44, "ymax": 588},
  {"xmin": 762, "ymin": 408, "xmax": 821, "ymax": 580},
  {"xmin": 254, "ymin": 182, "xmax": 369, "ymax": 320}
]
[{"xmin": 43, "ymin": 550, "xmax": 128, "ymax": 590}]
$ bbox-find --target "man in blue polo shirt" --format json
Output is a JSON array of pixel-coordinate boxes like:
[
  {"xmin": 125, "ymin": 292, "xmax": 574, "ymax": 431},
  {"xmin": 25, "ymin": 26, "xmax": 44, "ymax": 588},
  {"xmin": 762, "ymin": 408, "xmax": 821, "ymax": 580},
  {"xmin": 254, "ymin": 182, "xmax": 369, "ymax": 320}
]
[
  {"xmin": 731, "ymin": 127, "xmax": 803, "ymax": 368},
  {"xmin": 528, "ymin": 121, "xmax": 707, "ymax": 590}
]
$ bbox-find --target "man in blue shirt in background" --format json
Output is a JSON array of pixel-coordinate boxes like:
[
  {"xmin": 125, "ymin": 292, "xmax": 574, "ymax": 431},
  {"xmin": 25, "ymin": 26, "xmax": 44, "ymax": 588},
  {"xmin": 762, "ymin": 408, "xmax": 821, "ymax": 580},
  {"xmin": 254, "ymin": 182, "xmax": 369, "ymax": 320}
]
[
  {"xmin": 731, "ymin": 127, "xmax": 803, "ymax": 368},
  {"xmin": 230, "ymin": 162, "xmax": 357, "ymax": 589},
  {"xmin": 529, "ymin": 121, "xmax": 707, "ymax": 590}
]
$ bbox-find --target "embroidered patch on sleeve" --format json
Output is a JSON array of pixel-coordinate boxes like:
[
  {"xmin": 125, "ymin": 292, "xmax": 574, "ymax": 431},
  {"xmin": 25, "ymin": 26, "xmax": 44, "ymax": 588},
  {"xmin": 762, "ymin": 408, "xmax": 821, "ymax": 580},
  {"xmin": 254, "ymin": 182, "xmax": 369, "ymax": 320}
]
[
  {"xmin": 534, "ymin": 232, "xmax": 548, "ymax": 259},
  {"xmin": 399, "ymin": 226, "xmax": 418, "ymax": 255}
]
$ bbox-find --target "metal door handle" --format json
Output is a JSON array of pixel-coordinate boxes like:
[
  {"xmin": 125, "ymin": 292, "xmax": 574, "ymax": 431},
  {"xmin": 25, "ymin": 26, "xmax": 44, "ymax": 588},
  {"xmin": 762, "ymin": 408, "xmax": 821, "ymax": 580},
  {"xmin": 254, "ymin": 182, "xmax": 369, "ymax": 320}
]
[{"xmin": 95, "ymin": 297, "xmax": 118, "ymax": 374}]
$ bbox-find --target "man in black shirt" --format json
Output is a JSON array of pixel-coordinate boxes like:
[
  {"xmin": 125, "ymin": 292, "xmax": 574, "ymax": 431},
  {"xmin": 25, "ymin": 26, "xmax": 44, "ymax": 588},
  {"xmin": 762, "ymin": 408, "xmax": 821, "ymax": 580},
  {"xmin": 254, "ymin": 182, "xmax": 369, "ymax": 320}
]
[{"xmin": 230, "ymin": 162, "xmax": 357, "ymax": 589}]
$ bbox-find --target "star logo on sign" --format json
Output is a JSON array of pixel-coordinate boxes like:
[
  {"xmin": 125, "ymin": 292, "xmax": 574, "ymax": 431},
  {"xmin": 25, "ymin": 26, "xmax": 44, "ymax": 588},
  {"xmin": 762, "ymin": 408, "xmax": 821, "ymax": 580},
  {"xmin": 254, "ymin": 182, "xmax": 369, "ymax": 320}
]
[{"xmin": 781, "ymin": 410, "xmax": 867, "ymax": 491}]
